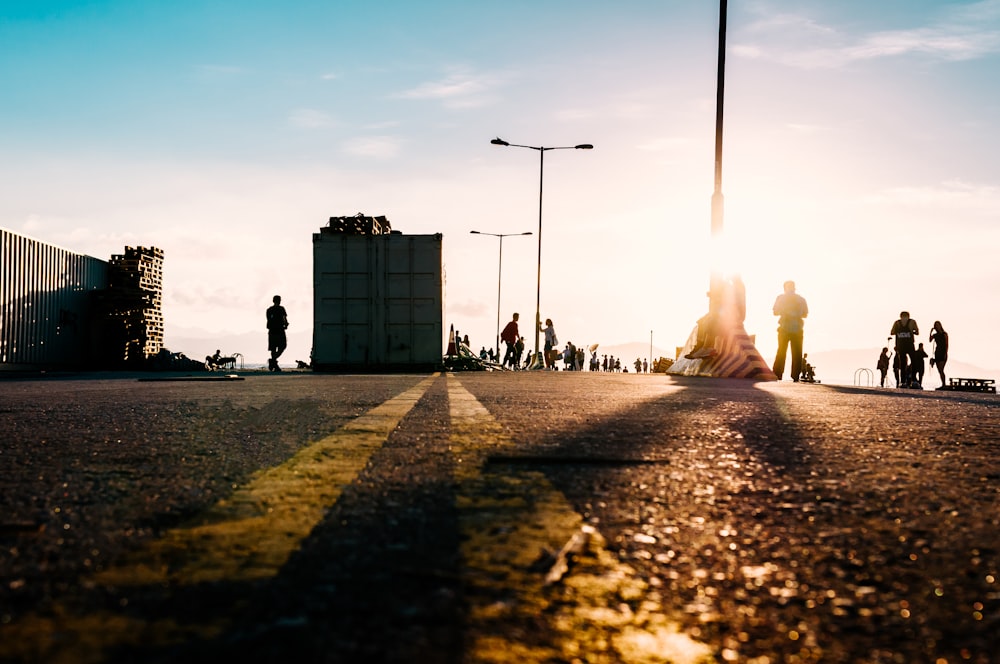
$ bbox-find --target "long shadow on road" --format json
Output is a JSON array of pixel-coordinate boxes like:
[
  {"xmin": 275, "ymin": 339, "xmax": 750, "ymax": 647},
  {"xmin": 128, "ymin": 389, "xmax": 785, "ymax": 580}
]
[
  {"xmin": 108, "ymin": 377, "xmax": 464, "ymax": 664},
  {"xmin": 480, "ymin": 375, "xmax": 997, "ymax": 663}
]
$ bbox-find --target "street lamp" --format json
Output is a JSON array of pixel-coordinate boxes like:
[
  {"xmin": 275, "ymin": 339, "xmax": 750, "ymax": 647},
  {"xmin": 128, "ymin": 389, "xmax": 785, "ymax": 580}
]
[
  {"xmin": 490, "ymin": 137, "xmax": 593, "ymax": 368},
  {"xmin": 470, "ymin": 229, "xmax": 532, "ymax": 363}
]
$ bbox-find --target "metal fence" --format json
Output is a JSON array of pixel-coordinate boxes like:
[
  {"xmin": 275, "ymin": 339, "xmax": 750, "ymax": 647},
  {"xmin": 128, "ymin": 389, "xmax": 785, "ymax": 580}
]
[{"xmin": 1, "ymin": 228, "xmax": 109, "ymax": 368}]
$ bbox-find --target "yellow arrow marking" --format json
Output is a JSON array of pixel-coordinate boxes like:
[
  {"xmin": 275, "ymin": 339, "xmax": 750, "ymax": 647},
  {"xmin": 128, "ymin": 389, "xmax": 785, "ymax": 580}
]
[{"xmin": 447, "ymin": 374, "xmax": 714, "ymax": 664}]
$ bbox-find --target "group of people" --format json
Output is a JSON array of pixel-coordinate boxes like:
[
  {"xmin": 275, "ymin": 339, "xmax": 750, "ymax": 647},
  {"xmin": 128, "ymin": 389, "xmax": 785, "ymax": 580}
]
[
  {"xmin": 271, "ymin": 287, "xmax": 955, "ymax": 387},
  {"xmin": 495, "ymin": 312, "xmax": 658, "ymax": 373},
  {"xmin": 496, "ymin": 313, "xmax": 565, "ymax": 370},
  {"xmin": 877, "ymin": 314, "xmax": 949, "ymax": 389}
]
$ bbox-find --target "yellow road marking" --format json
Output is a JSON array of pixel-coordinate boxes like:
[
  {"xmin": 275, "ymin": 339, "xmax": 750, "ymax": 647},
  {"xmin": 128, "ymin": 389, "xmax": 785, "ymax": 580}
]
[
  {"xmin": 1, "ymin": 374, "xmax": 438, "ymax": 663},
  {"xmin": 447, "ymin": 374, "xmax": 714, "ymax": 664}
]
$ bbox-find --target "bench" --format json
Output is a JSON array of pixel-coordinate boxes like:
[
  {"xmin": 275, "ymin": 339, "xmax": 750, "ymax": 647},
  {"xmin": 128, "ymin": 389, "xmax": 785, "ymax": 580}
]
[{"xmin": 941, "ymin": 377, "xmax": 996, "ymax": 394}]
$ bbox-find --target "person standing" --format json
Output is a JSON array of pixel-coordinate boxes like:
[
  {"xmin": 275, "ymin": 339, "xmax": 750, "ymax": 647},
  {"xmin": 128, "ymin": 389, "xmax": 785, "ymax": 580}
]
[
  {"xmin": 540, "ymin": 318, "xmax": 558, "ymax": 369},
  {"xmin": 929, "ymin": 320, "xmax": 949, "ymax": 389},
  {"xmin": 266, "ymin": 295, "xmax": 289, "ymax": 372},
  {"xmin": 500, "ymin": 313, "xmax": 519, "ymax": 369},
  {"xmin": 912, "ymin": 343, "xmax": 928, "ymax": 388},
  {"xmin": 771, "ymin": 280, "xmax": 809, "ymax": 381},
  {"xmin": 877, "ymin": 347, "xmax": 891, "ymax": 387},
  {"xmin": 890, "ymin": 311, "xmax": 919, "ymax": 387},
  {"xmin": 514, "ymin": 335, "xmax": 525, "ymax": 370}
]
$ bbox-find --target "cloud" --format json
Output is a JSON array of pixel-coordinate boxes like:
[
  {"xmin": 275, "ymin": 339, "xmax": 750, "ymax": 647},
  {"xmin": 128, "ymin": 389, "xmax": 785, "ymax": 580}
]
[
  {"xmin": 342, "ymin": 136, "xmax": 402, "ymax": 158},
  {"xmin": 863, "ymin": 179, "xmax": 1000, "ymax": 216},
  {"xmin": 394, "ymin": 67, "xmax": 508, "ymax": 109},
  {"xmin": 289, "ymin": 108, "xmax": 338, "ymax": 129},
  {"xmin": 447, "ymin": 299, "xmax": 490, "ymax": 318},
  {"xmin": 735, "ymin": 4, "xmax": 1000, "ymax": 69}
]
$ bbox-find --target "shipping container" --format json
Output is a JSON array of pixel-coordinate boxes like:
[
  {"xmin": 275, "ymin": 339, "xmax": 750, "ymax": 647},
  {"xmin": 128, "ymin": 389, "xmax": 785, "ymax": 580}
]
[{"xmin": 312, "ymin": 232, "xmax": 443, "ymax": 371}]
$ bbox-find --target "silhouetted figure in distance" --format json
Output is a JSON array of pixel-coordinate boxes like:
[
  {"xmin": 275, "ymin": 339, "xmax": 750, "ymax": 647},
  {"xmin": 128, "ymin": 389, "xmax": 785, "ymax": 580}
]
[
  {"xmin": 500, "ymin": 313, "xmax": 519, "ymax": 369},
  {"xmin": 929, "ymin": 320, "xmax": 949, "ymax": 389},
  {"xmin": 890, "ymin": 311, "xmax": 919, "ymax": 388},
  {"xmin": 912, "ymin": 342, "xmax": 928, "ymax": 388},
  {"xmin": 772, "ymin": 280, "xmax": 809, "ymax": 381},
  {"xmin": 540, "ymin": 318, "xmax": 558, "ymax": 369},
  {"xmin": 267, "ymin": 295, "xmax": 288, "ymax": 371},
  {"xmin": 877, "ymin": 347, "xmax": 890, "ymax": 387}
]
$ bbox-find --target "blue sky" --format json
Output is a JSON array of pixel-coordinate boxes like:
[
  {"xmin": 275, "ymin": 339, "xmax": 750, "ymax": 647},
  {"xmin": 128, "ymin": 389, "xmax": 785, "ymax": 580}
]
[{"xmin": 3, "ymin": 1, "xmax": 999, "ymax": 370}]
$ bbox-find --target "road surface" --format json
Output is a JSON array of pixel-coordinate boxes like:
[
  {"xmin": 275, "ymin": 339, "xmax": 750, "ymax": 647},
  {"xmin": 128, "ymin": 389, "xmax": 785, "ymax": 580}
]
[{"xmin": 0, "ymin": 371, "xmax": 997, "ymax": 663}]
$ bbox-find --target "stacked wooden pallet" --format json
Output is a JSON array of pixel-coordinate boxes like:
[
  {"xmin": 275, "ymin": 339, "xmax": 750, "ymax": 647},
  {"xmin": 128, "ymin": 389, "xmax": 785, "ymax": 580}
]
[
  {"xmin": 106, "ymin": 246, "xmax": 164, "ymax": 364},
  {"xmin": 321, "ymin": 213, "xmax": 392, "ymax": 236}
]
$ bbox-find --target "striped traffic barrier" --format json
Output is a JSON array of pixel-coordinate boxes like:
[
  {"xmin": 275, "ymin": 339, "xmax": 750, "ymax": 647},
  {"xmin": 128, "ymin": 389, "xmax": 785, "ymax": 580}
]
[{"xmin": 667, "ymin": 323, "xmax": 777, "ymax": 381}]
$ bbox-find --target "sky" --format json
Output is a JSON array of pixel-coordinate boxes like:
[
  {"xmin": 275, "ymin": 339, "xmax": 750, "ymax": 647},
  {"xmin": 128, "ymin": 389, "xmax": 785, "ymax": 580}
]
[{"xmin": 2, "ymin": 0, "xmax": 999, "ymax": 370}]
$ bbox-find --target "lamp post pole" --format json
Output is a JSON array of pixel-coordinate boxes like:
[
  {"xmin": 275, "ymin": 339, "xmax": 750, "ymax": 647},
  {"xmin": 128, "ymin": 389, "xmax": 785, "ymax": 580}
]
[
  {"xmin": 470, "ymin": 229, "xmax": 532, "ymax": 362},
  {"xmin": 490, "ymin": 137, "xmax": 593, "ymax": 367},
  {"xmin": 710, "ymin": 0, "xmax": 728, "ymax": 301}
]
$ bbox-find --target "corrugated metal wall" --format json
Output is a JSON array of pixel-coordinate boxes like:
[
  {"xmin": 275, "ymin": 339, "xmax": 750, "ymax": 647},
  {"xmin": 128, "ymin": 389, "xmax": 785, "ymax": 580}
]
[{"xmin": 1, "ymin": 228, "xmax": 109, "ymax": 368}]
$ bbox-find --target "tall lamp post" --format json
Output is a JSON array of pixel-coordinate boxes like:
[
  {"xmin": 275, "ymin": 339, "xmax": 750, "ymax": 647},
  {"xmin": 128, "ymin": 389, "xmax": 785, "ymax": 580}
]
[
  {"xmin": 490, "ymin": 137, "xmax": 593, "ymax": 367},
  {"xmin": 469, "ymin": 229, "xmax": 532, "ymax": 362},
  {"xmin": 710, "ymin": 0, "xmax": 728, "ymax": 302}
]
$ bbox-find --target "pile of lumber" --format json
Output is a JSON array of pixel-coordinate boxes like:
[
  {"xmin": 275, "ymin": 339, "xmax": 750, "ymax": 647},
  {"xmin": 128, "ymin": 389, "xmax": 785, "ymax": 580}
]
[{"xmin": 321, "ymin": 213, "xmax": 392, "ymax": 236}]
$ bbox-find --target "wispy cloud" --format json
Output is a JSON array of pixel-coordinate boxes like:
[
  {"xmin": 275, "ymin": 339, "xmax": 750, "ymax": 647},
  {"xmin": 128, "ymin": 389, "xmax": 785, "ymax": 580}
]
[
  {"xmin": 288, "ymin": 108, "xmax": 338, "ymax": 129},
  {"xmin": 343, "ymin": 136, "xmax": 402, "ymax": 159},
  {"xmin": 735, "ymin": 3, "xmax": 1000, "ymax": 69},
  {"xmin": 864, "ymin": 179, "xmax": 1000, "ymax": 216},
  {"xmin": 394, "ymin": 67, "xmax": 508, "ymax": 109}
]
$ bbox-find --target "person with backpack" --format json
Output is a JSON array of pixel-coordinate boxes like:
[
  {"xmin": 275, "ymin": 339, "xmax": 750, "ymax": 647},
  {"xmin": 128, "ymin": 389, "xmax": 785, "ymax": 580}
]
[{"xmin": 890, "ymin": 311, "xmax": 919, "ymax": 388}]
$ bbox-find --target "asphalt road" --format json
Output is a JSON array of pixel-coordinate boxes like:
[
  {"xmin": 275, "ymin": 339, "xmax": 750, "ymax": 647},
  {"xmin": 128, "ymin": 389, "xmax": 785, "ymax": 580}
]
[{"xmin": 0, "ymin": 371, "xmax": 997, "ymax": 663}]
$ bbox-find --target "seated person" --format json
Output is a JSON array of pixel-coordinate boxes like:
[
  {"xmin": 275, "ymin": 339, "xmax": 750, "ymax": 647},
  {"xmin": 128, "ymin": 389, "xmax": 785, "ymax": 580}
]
[{"xmin": 205, "ymin": 350, "xmax": 227, "ymax": 370}]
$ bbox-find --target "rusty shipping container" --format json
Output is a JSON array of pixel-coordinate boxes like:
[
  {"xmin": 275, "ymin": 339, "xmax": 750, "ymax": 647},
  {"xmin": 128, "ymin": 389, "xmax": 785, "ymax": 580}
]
[
  {"xmin": 1, "ymin": 228, "xmax": 109, "ymax": 369},
  {"xmin": 312, "ymin": 231, "xmax": 443, "ymax": 371}
]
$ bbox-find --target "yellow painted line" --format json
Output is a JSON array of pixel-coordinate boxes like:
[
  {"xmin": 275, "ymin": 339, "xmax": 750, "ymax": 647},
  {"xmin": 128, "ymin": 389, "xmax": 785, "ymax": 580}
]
[
  {"xmin": 447, "ymin": 374, "xmax": 714, "ymax": 664},
  {"xmin": 0, "ymin": 374, "xmax": 438, "ymax": 664},
  {"xmin": 98, "ymin": 373, "xmax": 438, "ymax": 587}
]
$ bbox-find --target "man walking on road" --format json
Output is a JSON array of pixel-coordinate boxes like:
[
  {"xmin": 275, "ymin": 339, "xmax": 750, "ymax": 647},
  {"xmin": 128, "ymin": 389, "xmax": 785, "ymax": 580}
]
[
  {"xmin": 500, "ymin": 313, "xmax": 519, "ymax": 369},
  {"xmin": 772, "ymin": 280, "xmax": 808, "ymax": 381}
]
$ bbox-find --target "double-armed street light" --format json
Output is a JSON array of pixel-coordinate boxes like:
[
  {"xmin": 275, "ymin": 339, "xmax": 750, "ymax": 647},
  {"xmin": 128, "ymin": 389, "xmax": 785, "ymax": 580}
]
[
  {"xmin": 469, "ymin": 229, "xmax": 533, "ymax": 362},
  {"xmin": 490, "ymin": 137, "xmax": 593, "ymax": 368}
]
